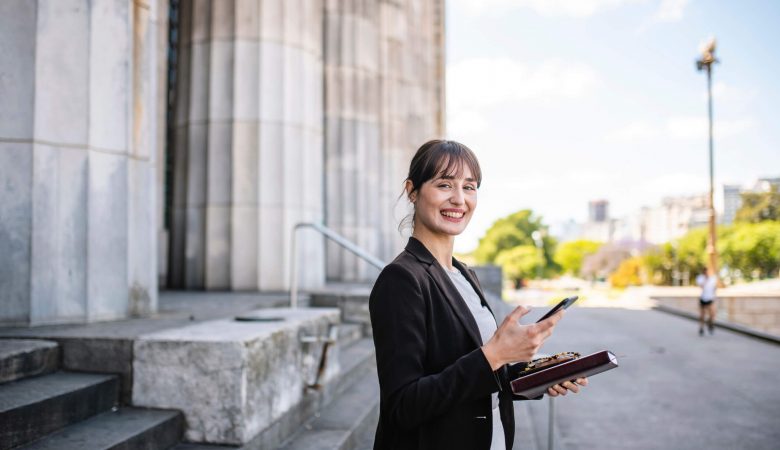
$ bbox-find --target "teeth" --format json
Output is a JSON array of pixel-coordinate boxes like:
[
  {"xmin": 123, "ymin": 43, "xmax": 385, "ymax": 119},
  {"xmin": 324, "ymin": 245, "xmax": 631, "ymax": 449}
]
[{"xmin": 441, "ymin": 211, "xmax": 464, "ymax": 218}]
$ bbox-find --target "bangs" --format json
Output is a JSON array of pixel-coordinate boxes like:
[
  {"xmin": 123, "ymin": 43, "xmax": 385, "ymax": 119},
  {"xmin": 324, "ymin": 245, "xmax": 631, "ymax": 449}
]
[{"xmin": 414, "ymin": 140, "xmax": 482, "ymax": 188}]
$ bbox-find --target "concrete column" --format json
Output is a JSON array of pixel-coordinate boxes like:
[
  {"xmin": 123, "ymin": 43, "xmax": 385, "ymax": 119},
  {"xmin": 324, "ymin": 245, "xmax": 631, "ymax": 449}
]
[
  {"xmin": 324, "ymin": 0, "xmax": 382, "ymax": 282},
  {"xmin": 170, "ymin": 0, "xmax": 325, "ymax": 291},
  {"xmin": 322, "ymin": 0, "xmax": 445, "ymax": 279},
  {"xmin": 0, "ymin": 0, "xmax": 166, "ymax": 325}
]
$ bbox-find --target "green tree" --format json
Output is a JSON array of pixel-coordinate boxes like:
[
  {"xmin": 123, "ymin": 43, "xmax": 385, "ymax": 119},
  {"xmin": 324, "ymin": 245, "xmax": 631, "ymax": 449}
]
[
  {"xmin": 719, "ymin": 221, "xmax": 780, "ymax": 279},
  {"xmin": 735, "ymin": 186, "xmax": 780, "ymax": 223},
  {"xmin": 553, "ymin": 240, "xmax": 603, "ymax": 275},
  {"xmin": 474, "ymin": 210, "xmax": 555, "ymax": 261},
  {"xmin": 495, "ymin": 245, "xmax": 545, "ymax": 287}
]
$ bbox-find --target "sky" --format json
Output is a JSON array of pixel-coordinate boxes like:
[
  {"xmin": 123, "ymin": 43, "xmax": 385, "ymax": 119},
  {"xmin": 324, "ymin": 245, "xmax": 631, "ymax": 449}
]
[{"xmin": 445, "ymin": 0, "xmax": 780, "ymax": 253}]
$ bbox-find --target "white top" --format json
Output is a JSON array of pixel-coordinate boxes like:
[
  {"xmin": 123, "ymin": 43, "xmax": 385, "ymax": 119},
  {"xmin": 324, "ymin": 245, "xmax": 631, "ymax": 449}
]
[
  {"xmin": 445, "ymin": 267, "xmax": 506, "ymax": 450},
  {"xmin": 696, "ymin": 274, "xmax": 717, "ymax": 301}
]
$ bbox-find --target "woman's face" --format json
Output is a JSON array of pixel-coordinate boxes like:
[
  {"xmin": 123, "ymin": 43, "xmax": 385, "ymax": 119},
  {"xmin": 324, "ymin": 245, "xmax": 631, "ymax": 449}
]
[{"xmin": 408, "ymin": 164, "xmax": 478, "ymax": 238}]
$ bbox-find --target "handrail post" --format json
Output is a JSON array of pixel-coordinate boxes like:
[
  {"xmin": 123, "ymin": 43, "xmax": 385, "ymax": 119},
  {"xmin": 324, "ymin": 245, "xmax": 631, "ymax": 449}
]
[{"xmin": 290, "ymin": 224, "xmax": 300, "ymax": 308}]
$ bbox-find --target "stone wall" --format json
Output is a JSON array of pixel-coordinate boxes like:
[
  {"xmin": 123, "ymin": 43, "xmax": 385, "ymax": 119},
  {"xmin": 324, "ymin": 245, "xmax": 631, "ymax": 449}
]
[
  {"xmin": 652, "ymin": 295, "xmax": 780, "ymax": 336},
  {"xmin": 0, "ymin": 0, "xmax": 168, "ymax": 326}
]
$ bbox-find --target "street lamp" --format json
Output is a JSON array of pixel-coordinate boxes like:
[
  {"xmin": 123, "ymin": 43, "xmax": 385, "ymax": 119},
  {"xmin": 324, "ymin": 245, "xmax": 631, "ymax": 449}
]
[
  {"xmin": 531, "ymin": 230, "xmax": 544, "ymax": 280},
  {"xmin": 696, "ymin": 37, "xmax": 719, "ymax": 279}
]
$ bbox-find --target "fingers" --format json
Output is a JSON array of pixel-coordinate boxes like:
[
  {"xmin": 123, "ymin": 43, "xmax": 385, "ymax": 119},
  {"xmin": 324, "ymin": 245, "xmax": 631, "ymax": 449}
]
[
  {"xmin": 561, "ymin": 381, "xmax": 579, "ymax": 393},
  {"xmin": 548, "ymin": 379, "xmax": 588, "ymax": 397},
  {"xmin": 507, "ymin": 305, "xmax": 531, "ymax": 323},
  {"xmin": 549, "ymin": 384, "xmax": 568, "ymax": 396}
]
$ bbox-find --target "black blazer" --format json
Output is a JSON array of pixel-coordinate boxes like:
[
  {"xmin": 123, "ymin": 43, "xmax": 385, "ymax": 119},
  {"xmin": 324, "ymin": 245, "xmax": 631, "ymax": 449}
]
[{"xmin": 370, "ymin": 237, "xmax": 528, "ymax": 450}]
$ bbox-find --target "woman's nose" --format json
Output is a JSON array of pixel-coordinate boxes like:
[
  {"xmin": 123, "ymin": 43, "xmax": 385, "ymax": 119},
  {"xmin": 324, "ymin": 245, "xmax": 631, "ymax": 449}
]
[{"xmin": 450, "ymin": 188, "xmax": 465, "ymax": 204}]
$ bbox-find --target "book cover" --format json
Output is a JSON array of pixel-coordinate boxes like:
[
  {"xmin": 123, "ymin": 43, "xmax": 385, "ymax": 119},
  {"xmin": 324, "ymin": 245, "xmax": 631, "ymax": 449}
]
[{"xmin": 510, "ymin": 350, "xmax": 618, "ymax": 399}]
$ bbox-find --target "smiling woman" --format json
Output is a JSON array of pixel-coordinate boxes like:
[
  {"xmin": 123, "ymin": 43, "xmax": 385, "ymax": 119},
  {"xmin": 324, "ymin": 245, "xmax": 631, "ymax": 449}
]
[{"xmin": 369, "ymin": 140, "xmax": 587, "ymax": 450}]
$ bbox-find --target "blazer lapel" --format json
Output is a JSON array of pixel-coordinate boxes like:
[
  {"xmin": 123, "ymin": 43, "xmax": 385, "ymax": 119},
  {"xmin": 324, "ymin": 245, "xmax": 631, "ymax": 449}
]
[{"xmin": 404, "ymin": 237, "xmax": 483, "ymax": 348}]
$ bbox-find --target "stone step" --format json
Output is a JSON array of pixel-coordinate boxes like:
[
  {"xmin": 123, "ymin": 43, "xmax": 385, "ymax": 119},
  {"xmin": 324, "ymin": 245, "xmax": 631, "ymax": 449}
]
[
  {"xmin": 331, "ymin": 338, "xmax": 375, "ymax": 399},
  {"xmin": 337, "ymin": 323, "xmax": 363, "ymax": 348},
  {"xmin": 168, "ymin": 337, "xmax": 377, "ymax": 450},
  {"xmin": 0, "ymin": 371, "xmax": 118, "ymax": 449},
  {"xmin": 0, "ymin": 339, "xmax": 59, "ymax": 385},
  {"xmin": 17, "ymin": 407, "xmax": 182, "ymax": 450},
  {"xmin": 278, "ymin": 368, "xmax": 380, "ymax": 450},
  {"xmin": 310, "ymin": 286, "xmax": 372, "ymax": 337}
]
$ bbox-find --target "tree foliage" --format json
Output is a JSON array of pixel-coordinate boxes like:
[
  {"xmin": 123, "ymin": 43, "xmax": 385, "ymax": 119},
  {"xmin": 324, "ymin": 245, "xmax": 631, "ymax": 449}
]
[
  {"xmin": 580, "ymin": 243, "xmax": 632, "ymax": 281},
  {"xmin": 736, "ymin": 186, "xmax": 780, "ymax": 223},
  {"xmin": 643, "ymin": 221, "xmax": 780, "ymax": 283},
  {"xmin": 495, "ymin": 245, "xmax": 545, "ymax": 287},
  {"xmin": 553, "ymin": 240, "xmax": 602, "ymax": 275},
  {"xmin": 609, "ymin": 257, "xmax": 644, "ymax": 288},
  {"xmin": 473, "ymin": 209, "xmax": 558, "ymax": 282}
]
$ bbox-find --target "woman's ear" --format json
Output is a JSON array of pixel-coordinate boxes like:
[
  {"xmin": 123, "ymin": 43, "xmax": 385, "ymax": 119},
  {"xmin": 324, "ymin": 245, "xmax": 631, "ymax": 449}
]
[{"xmin": 404, "ymin": 179, "xmax": 416, "ymax": 203}]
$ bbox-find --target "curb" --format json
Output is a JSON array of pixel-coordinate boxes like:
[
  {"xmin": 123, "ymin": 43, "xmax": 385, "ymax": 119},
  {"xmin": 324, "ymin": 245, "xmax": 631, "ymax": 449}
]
[{"xmin": 653, "ymin": 305, "xmax": 780, "ymax": 345}]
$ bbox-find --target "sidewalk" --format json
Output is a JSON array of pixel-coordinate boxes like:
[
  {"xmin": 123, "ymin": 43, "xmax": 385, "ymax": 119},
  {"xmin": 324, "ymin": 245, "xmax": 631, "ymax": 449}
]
[{"xmin": 512, "ymin": 306, "xmax": 780, "ymax": 450}]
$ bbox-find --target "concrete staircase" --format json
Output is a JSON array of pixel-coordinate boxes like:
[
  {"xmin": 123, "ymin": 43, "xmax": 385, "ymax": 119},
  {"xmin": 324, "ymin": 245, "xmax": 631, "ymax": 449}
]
[
  {"xmin": 0, "ymin": 339, "xmax": 182, "ymax": 450},
  {"xmin": 0, "ymin": 287, "xmax": 379, "ymax": 450}
]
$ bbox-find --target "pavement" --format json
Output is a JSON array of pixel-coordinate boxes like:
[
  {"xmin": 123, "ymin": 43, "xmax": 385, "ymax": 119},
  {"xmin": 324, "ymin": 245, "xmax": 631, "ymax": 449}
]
[{"xmin": 511, "ymin": 306, "xmax": 780, "ymax": 450}]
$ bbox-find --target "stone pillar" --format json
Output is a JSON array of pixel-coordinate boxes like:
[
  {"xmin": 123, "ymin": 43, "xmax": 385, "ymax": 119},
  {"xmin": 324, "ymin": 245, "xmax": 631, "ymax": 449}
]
[
  {"xmin": 169, "ymin": 0, "xmax": 325, "ymax": 291},
  {"xmin": 324, "ymin": 0, "xmax": 446, "ymax": 277},
  {"xmin": 0, "ymin": 0, "xmax": 167, "ymax": 325},
  {"xmin": 323, "ymin": 0, "xmax": 383, "ymax": 282}
]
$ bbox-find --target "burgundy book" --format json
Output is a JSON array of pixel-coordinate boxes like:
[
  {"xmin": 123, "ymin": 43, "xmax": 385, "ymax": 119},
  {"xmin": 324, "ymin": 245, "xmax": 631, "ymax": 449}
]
[{"xmin": 510, "ymin": 350, "xmax": 618, "ymax": 399}]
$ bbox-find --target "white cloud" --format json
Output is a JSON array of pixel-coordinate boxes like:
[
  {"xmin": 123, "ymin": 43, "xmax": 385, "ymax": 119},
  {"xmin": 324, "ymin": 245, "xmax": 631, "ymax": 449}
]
[
  {"xmin": 652, "ymin": 0, "xmax": 690, "ymax": 22},
  {"xmin": 666, "ymin": 116, "xmax": 753, "ymax": 140},
  {"xmin": 447, "ymin": 110, "xmax": 488, "ymax": 140},
  {"xmin": 447, "ymin": 58, "xmax": 600, "ymax": 111},
  {"xmin": 705, "ymin": 81, "xmax": 757, "ymax": 106},
  {"xmin": 451, "ymin": 0, "xmax": 645, "ymax": 17},
  {"xmin": 606, "ymin": 116, "xmax": 753, "ymax": 142},
  {"xmin": 605, "ymin": 121, "xmax": 658, "ymax": 142}
]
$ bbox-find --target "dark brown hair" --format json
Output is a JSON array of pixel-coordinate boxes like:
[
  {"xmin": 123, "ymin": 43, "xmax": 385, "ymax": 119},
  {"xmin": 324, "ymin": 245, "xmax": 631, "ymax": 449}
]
[{"xmin": 398, "ymin": 139, "xmax": 482, "ymax": 232}]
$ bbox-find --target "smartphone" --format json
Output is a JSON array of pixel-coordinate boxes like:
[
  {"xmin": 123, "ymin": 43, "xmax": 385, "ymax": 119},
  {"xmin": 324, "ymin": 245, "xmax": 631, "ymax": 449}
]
[{"xmin": 535, "ymin": 296, "xmax": 578, "ymax": 323}]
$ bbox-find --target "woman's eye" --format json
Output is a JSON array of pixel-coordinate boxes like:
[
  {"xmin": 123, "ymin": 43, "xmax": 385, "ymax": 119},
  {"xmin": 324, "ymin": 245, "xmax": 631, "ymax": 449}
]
[
  {"xmin": 465, "ymin": 185, "xmax": 476, "ymax": 191},
  {"xmin": 438, "ymin": 184, "xmax": 451, "ymax": 188}
]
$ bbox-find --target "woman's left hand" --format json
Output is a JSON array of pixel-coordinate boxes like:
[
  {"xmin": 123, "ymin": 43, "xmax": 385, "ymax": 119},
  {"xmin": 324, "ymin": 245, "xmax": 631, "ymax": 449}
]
[{"xmin": 547, "ymin": 377, "xmax": 588, "ymax": 397}]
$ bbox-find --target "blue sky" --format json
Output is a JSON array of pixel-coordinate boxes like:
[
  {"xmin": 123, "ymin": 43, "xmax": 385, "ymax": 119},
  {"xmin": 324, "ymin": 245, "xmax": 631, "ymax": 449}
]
[{"xmin": 445, "ymin": 0, "xmax": 780, "ymax": 252}]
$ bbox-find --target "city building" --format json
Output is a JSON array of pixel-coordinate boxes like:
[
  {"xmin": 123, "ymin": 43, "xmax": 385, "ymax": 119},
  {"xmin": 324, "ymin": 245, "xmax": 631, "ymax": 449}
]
[{"xmin": 721, "ymin": 176, "xmax": 780, "ymax": 224}]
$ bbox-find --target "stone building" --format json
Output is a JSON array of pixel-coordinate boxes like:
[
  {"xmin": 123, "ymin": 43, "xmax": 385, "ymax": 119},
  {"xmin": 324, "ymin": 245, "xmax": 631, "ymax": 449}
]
[{"xmin": 0, "ymin": 0, "xmax": 445, "ymax": 326}]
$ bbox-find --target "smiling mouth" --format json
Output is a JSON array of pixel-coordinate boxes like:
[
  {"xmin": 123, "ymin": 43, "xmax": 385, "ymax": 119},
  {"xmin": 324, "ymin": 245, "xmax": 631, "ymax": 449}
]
[{"xmin": 441, "ymin": 211, "xmax": 465, "ymax": 219}]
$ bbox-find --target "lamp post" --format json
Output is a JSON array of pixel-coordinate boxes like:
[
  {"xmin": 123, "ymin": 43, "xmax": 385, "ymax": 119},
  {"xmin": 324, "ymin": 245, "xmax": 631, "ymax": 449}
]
[
  {"xmin": 531, "ymin": 230, "xmax": 544, "ymax": 281},
  {"xmin": 696, "ymin": 37, "xmax": 719, "ymax": 278}
]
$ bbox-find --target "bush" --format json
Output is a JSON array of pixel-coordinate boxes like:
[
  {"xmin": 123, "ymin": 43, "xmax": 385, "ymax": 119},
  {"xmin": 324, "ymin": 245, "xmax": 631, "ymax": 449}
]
[{"xmin": 609, "ymin": 257, "xmax": 644, "ymax": 288}]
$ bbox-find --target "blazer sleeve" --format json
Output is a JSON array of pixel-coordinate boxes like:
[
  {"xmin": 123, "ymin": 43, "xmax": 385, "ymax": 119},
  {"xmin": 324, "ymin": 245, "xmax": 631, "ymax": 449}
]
[{"xmin": 369, "ymin": 263, "xmax": 499, "ymax": 431}]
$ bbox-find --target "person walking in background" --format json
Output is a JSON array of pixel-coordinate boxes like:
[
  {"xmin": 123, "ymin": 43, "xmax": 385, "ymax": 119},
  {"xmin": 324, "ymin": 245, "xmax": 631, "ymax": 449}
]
[{"xmin": 695, "ymin": 268, "xmax": 717, "ymax": 336}]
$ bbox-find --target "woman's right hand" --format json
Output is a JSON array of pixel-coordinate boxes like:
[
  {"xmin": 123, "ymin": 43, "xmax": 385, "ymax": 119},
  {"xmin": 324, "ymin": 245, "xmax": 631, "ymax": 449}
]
[{"xmin": 481, "ymin": 305, "xmax": 563, "ymax": 371}]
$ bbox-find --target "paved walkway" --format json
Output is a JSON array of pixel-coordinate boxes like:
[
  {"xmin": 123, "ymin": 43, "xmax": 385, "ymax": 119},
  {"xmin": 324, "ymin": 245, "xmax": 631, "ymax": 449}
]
[{"xmin": 512, "ymin": 306, "xmax": 780, "ymax": 450}]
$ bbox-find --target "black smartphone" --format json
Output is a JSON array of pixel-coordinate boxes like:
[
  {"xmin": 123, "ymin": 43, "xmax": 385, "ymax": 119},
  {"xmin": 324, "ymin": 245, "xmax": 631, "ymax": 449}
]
[{"xmin": 535, "ymin": 296, "xmax": 578, "ymax": 323}]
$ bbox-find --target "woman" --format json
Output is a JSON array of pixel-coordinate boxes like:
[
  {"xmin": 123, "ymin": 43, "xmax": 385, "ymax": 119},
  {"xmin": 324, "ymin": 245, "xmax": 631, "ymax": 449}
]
[{"xmin": 369, "ymin": 140, "xmax": 587, "ymax": 449}]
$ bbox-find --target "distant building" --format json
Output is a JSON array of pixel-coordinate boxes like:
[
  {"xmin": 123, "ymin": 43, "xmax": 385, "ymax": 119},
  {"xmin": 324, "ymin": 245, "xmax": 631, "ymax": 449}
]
[
  {"xmin": 589, "ymin": 200, "xmax": 609, "ymax": 222},
  {"xmin": 721, "ymin": 177, "xmax": 780, "ymax": 224},
  {"xmin": 722, "ymin": 184, "xmax": 742, "ymax": 225}
]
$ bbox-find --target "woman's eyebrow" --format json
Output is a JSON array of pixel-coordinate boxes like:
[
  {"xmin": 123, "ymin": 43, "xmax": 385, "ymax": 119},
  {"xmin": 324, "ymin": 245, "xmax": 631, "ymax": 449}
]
[{"xmin": 439, "ymin": 175, "xmax": 476, "ymax": 182}]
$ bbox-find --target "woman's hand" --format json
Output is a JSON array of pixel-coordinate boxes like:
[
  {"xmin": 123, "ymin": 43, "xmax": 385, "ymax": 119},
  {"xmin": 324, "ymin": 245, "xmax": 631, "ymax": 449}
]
[
  {"xmin": 481, "ymin": 305, "xmax": 564, "ymax": 371},
  {"xmin": 547, "ymin": 377, "xmax": 588, "ymax": 397}
]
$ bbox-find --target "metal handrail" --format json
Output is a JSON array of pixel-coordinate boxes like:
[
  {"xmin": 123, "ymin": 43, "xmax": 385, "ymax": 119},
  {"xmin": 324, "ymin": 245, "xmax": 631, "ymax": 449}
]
[{"xmin": 289, "ymin": 222, "xmax": 387, "ymax": 308}]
